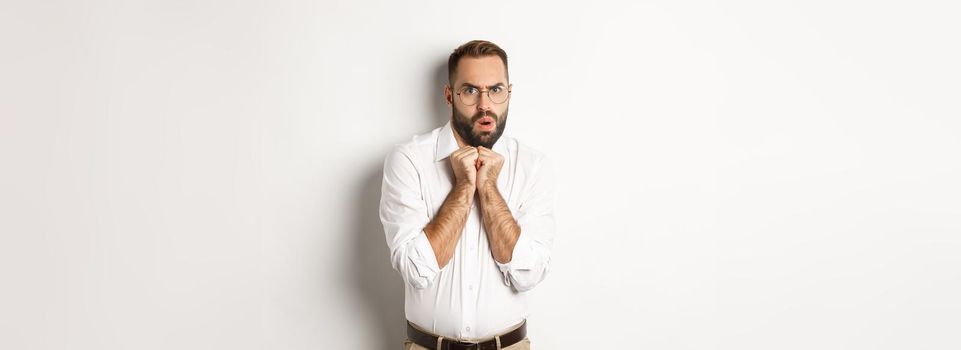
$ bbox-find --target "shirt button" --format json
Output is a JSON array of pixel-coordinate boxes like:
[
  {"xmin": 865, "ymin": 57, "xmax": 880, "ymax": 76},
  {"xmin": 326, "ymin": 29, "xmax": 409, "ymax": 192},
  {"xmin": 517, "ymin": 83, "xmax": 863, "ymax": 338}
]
[
  {"xmin": 468, "ymin": 285, "xmax": 473, "ymax": 291},
  {"xmin": 466, "ymin": 326, "xmax": 471, "ymax": 332}
]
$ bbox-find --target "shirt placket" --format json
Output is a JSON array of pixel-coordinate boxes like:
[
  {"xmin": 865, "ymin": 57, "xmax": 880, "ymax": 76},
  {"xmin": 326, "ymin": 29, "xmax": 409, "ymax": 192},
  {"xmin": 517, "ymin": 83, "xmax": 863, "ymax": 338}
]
[{"xmin": 460, "ymin": 202, "xmax": 480, "ymax": 339}]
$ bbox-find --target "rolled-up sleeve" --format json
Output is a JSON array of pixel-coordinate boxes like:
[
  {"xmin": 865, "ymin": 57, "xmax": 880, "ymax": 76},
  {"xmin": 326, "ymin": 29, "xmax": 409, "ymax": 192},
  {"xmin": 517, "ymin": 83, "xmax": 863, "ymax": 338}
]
[
  {"xmin": 494, "ymin": 155, "xmax": 555, "ymax": 292},
  {"xmin": 379, "ymin": 146, "xmax": 441, "ymax": 289}
]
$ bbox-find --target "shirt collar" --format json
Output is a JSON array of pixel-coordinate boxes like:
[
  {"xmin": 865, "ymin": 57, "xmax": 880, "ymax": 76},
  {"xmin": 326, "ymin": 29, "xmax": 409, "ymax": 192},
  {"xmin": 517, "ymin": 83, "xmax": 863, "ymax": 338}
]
[
  {"xmin": 435, "ymin": 120, "xmax": 459, "ymax": 162},
  {"xmin": 434, "ymin": 119, "xmax": 510, "ymax": 162}
]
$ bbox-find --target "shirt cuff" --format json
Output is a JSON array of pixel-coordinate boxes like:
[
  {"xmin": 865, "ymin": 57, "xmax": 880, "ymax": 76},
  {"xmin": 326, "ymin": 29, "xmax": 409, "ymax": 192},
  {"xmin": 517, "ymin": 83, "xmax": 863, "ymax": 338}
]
[
  {"xmin": 410, "ymin": 230, "xmax": 442, "ymax": 278},
  {"xmin": 494, "ymin": 232, "xmax": 535, "ymax": 286}
]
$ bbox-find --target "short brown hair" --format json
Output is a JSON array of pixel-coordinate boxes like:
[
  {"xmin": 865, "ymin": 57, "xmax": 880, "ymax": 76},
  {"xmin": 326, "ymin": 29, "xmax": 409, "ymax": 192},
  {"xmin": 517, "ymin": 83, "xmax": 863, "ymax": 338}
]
[{"xmin": 447, "ymin": 40, "xmax": 509, "ymax": 85}]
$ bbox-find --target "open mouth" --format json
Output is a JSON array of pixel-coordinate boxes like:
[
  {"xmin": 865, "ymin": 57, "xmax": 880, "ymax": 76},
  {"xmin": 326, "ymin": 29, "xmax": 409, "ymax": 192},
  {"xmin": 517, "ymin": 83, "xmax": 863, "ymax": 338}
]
[{"xmin": 476, "ymin": 116, "xmax": 495, "ymax": 130}]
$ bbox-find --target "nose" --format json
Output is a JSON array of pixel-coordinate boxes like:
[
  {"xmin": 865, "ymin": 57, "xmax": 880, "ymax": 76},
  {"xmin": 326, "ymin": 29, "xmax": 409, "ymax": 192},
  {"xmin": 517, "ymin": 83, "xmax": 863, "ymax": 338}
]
[{"xmin": 476, "ymin": 93, "xmax": 493, "ymax": 112}]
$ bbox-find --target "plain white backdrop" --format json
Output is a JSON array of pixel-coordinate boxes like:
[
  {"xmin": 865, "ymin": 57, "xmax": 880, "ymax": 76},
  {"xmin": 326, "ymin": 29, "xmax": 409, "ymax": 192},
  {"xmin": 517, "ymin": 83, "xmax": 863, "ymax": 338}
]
[{"xmin": 1, "ymin": 0, "xmax": 959, "ymax": 349}]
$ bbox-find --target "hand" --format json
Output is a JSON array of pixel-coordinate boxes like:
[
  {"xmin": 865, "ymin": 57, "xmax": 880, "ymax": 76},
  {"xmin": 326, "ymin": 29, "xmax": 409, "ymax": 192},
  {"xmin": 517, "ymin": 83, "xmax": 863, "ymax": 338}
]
[
  {"xmin": 449, "ymin": 146, "xmax": 479, "ymax": 187},
  {"xmin": 475, "ymin": 146, "xmax": 504, "ymax": 189}
]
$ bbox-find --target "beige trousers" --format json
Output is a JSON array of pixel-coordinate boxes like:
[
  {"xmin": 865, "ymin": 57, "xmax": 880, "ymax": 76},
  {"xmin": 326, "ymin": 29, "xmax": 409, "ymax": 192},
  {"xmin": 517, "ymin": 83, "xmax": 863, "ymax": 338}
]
[{"xmin": 403, "ymin": 321, "xmax": 532, "ymax": 350}]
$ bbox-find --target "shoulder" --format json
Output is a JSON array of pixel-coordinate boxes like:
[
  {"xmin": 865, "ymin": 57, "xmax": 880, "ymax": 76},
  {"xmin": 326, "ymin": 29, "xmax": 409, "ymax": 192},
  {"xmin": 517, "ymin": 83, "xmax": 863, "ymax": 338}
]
[
  {"xmin": 511, "ymin": 136, "xmax": 551, "ymax": 168},
  {"xmin": 383, "ymin": 125, "xmax": 442, "ymax": 174}
]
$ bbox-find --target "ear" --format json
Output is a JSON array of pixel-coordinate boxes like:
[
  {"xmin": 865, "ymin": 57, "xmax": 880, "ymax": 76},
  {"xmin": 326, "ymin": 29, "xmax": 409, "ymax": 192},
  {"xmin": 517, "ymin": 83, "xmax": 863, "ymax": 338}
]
[{"xmin": 444, "ymin": 84, "xmax": 453, "ymax": 106}]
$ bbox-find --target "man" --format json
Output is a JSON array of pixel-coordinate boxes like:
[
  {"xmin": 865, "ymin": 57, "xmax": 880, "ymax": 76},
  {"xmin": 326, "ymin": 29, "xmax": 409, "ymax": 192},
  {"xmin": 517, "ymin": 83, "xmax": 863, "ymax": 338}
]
[{"xmin": 379, "ymin": 40, "xmax": 555, "ymax": 350}]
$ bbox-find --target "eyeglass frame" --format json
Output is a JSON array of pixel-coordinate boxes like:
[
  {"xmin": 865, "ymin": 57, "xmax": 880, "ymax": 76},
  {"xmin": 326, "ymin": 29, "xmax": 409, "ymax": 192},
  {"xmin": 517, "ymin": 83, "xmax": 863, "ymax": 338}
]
[{"xmin": 452, "ymin": 83, "xmax": 513, "ymax": 106}]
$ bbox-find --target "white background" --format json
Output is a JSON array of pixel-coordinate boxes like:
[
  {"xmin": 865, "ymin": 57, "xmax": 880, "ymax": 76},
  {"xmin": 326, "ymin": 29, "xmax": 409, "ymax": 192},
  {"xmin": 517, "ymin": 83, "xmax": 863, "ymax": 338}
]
[{"xmin": 2, "ymin": 0, "xmax": 959, "ymax": 349}]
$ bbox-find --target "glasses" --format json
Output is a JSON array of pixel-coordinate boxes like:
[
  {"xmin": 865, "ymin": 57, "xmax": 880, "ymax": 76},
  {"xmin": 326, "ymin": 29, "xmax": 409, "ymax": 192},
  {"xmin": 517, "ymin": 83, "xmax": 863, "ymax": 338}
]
[{"xmin": 455, "ymin": 85, "xmax": 512, "ymax": 106}]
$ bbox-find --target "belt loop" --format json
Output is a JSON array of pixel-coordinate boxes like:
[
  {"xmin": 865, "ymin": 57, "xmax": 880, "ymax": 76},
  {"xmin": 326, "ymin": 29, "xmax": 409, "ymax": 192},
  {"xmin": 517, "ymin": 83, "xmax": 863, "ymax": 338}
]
[
  {"xmin": 436, "ymin": 336, "xmax": 444, "ymax": 350},
  {"xmin": 495, "ymin": 335, "xmax": 502, "ymax": 350}
]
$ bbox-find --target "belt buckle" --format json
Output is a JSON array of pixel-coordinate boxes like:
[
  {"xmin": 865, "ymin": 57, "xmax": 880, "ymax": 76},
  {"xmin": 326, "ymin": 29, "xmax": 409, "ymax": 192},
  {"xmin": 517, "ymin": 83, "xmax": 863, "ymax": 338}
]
[{"xmin": 450, "ymin": 340, "xmax": 480, "ymax": 350}]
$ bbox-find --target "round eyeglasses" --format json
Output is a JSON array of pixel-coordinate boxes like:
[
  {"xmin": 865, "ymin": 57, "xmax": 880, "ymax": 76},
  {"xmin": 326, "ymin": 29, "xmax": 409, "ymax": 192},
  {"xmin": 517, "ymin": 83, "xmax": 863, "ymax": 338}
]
[{"xmin": 455, "ymin": 85, "xmax": 512, "ymax": 106}]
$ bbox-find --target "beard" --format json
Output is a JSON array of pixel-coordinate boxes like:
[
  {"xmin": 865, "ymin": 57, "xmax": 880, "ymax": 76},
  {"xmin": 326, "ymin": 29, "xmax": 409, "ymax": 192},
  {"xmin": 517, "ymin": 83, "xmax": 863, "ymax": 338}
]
[{"xmin": 451, "ymin": 107, "xmax": 508, "ymax": 149}]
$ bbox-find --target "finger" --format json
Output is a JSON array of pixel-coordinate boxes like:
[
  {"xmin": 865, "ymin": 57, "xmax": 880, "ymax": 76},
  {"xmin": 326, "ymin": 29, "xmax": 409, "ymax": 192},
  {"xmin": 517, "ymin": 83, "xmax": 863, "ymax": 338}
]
[
  {"xmin": 477, "ymin": 147, "xmax": 496, "ymax": 157},
  {"xmin": 453, "ymin": 146, "xmax": 475, "ymax": 160}
]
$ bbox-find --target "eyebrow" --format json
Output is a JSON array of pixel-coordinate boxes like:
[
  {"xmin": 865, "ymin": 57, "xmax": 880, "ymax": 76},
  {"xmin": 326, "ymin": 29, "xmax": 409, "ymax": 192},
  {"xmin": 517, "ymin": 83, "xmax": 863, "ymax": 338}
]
[{"xmin": 459, "ymin": 82, "xmax": 506, "ymax": 89}]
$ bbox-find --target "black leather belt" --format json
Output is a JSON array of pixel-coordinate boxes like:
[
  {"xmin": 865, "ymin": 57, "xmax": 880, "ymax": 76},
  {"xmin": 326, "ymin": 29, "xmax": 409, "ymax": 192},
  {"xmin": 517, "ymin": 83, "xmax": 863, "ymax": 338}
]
[{"xmin": 406, "ymin": 320, "xmax": 526, "ymax": 350}]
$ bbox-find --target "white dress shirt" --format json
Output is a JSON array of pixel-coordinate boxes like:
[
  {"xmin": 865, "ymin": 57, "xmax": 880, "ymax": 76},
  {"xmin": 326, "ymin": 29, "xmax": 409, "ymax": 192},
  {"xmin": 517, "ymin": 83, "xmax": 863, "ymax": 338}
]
[{"xmin": 379, "ymin": 120, "xmax": 555, "ymax": 339}]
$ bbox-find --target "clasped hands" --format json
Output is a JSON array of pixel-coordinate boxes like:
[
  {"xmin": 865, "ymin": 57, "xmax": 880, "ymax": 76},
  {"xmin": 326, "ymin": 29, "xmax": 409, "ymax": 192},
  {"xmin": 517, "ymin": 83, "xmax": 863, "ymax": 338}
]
[{"xmin": 449, "ymin": 145, "xmax": 504, "ymax": 192}]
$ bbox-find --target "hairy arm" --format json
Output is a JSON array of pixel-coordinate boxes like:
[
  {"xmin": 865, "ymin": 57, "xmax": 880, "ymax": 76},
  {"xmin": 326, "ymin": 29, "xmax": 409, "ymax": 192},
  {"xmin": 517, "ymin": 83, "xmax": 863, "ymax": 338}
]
[
  {"xmin": 423, "ymin": 180, "xmax": 474, "ymax": 269},
  {"xmin": 478, "ymin": 182, "xmax": 521, "ymax": 263}
]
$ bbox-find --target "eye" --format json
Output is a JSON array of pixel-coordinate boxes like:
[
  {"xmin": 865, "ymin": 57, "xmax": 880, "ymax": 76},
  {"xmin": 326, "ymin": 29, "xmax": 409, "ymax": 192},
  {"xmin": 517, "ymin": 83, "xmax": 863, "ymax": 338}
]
[
  {"xmin": 491, "ymin": 86, "xmax": 503, "ymax": 93},
  {"xmin": 463, "ymin": 87, "xmax": 478, "ymax": 94}
]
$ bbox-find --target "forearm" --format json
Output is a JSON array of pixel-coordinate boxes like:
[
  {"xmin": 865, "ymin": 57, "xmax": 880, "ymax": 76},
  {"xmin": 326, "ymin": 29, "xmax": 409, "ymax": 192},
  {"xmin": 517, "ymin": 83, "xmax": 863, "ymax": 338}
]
[
  {"xmin": 478, "ymin": 182, "xmax": 520, "ymax": 263},
  {"xmin": 423, "ymin": 181, "xmax": 474, "ymax": 268}
]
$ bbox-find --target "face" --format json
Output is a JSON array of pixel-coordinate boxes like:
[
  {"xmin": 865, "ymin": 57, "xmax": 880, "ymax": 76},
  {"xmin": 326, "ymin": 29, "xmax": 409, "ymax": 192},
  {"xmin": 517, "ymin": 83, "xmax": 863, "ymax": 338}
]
[{"xmin": 445, "ymin": 56, "xmax": 511, "ymax": 149}]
